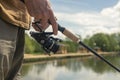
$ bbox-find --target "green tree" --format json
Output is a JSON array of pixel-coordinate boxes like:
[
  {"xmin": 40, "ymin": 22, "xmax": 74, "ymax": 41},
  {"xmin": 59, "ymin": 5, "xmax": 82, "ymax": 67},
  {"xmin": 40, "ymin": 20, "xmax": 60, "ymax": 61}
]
[
  {"xmin": 106, "ymin": 34, "xmax": 118, "ymax": 51},
  {"xmin": 111, "ymin": 33, "xmax": 120, "ymax": 51},
  {"xmin": 88, "ymin": 33, "xmax": 110, "ymax": 51},
  {"xmin": 62, "ymin": 38, "xmax": 79, "ymax": 52},
  {"xmin": 83, "ymin": 33, "xmax": 119, "ymax": 52}
]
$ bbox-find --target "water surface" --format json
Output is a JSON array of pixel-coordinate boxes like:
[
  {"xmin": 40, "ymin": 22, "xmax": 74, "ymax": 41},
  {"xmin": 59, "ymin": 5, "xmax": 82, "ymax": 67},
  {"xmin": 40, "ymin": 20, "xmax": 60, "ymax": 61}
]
[{"xmin": 21, "ymin": 55, "xmax": 120, "ymax": 80}]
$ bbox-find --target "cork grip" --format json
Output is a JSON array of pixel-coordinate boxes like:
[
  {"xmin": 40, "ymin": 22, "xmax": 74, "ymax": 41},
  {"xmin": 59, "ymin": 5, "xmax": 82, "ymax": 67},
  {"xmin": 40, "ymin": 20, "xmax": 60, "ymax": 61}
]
[
  {"xmin": 63, "ymin": 29, "xmax": 79, "ymax": 43},
  {"xmin": 58, "ymin": 24, "xmax": 80, "ymax": 43}
]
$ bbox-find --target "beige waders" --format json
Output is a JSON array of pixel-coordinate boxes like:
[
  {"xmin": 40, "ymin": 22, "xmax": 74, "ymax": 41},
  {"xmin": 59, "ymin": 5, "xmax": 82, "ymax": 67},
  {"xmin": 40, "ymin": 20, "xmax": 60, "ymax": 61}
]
[{"xmin": 0, "ymin": 19, "xmax": 25, "ymax": 80}]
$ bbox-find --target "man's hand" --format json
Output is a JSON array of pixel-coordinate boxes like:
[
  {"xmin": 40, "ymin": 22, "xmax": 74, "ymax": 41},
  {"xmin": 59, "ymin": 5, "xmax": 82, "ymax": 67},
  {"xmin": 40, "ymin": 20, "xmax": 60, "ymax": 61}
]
[{"xmin": 25, "ymin": 0, "xmax": 58, "ymax": 35}]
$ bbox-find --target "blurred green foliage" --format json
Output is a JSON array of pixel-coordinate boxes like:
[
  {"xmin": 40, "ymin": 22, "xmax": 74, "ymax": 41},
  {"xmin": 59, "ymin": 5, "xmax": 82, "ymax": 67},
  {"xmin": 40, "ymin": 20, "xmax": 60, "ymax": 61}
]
[
  {"xmin": 83, "ymin": 33, "xmax": 120, "ymax": 52},
  {"xmin": 25, "ymin": 34, "xmax": 44, "ymax": 54},
  {"xmin": 25, "ymin": 33, "xmax": 120, "ymax": 54}
]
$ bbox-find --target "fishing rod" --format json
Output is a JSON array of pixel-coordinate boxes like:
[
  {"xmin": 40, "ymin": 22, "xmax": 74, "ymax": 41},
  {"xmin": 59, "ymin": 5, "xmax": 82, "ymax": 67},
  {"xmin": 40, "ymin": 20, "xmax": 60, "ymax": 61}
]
[
  {"xmin": 57, "ymin": 24, "xmax": 120, "ymax": 73},
  {"xmin": 30, "ymin": 21, "xmax": 120, "ymax": 72}
]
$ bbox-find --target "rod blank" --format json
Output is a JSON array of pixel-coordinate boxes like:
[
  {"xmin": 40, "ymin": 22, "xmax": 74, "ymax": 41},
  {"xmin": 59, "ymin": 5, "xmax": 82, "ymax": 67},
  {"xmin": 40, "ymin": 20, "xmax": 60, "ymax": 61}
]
[
  {"xmin": 58, "ymin": 23, "xmax": 120, "ymax": 72},
  {"xmin": 79, "ymin": 41, "xmax": 120, "ymax": 72}
]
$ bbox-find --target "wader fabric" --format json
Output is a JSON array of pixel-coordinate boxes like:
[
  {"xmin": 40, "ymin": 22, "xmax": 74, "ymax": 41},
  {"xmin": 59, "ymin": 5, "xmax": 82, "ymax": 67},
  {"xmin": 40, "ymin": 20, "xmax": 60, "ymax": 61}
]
[
  {"xmin": 0, "ymin": 19, "xmax": 25, "ymax": 80},
  {"xmin": 0, "ymin": 0, "xmax": 31, "ymax": 29}
]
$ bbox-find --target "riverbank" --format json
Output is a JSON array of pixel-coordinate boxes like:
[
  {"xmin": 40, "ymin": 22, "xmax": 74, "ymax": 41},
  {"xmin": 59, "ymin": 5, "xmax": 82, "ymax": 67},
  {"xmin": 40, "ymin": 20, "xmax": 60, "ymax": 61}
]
[{"xmin": 23, "ymin": 52, "xmax": 118, "ymax": 63}]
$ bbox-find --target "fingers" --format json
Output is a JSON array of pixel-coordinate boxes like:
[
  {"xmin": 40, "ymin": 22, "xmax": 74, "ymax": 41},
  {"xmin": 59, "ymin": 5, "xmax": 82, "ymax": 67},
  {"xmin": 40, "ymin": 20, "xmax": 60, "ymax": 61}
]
[
  {"xmin": 27, "ymin": 0, "xmax": 58, "ymax": 35},
  {"xmin": 46, "ymin": 0, "xmax": 58, "ymax": 35},
  {"xmin": 32, "ymin": 22, "xmax": 42, "ymax": 31},
  {"xmin": 34, "ymin": 8, "xmax": 49, "ymax": 31},
  {"xmin": 34, "ymin": 17, "xmax": 49, "ymax": 31},
  {"xmin": 34, "ymin": 8, "xmax": 58, "ymax": 35},
  {"xmin": 49, "ymin": 9, "xmax": 58, "ymax": 35}
]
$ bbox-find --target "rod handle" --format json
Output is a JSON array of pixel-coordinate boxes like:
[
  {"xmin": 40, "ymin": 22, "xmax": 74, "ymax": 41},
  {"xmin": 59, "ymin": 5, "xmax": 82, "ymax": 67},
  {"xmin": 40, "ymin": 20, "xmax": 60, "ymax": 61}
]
[{"xmin": 58, "ymin": 24, "xmax": 79, "ymax": 43}]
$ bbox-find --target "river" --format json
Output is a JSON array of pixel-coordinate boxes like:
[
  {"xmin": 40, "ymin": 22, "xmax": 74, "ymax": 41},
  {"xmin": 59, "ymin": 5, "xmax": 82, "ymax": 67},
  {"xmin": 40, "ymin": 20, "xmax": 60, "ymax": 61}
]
[{"xmin": 21, "ymin": 54, "xmax": 120, "ymax": 80}]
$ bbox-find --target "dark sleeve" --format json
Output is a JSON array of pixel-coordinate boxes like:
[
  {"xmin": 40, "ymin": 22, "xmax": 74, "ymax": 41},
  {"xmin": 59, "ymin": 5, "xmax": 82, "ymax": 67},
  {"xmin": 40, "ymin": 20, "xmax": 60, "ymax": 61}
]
[{"xmin": 20, "ymin": 0, "xmax": 25, "ymax": 3}]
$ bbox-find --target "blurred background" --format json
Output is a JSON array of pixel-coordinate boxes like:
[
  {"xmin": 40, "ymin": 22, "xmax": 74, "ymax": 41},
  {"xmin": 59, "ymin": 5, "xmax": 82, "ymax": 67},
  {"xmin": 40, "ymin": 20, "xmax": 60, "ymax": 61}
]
[
  {"xmin": 22, "ymin": 1, "xmax": 120, "ymax": 80},
  {"xmin": 50, "ymin": 0, "xmax": 120, "ymax": 39},
  {"xmin": 25, "ymin": 0, "xmax": 120, "ymax": 54}
]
